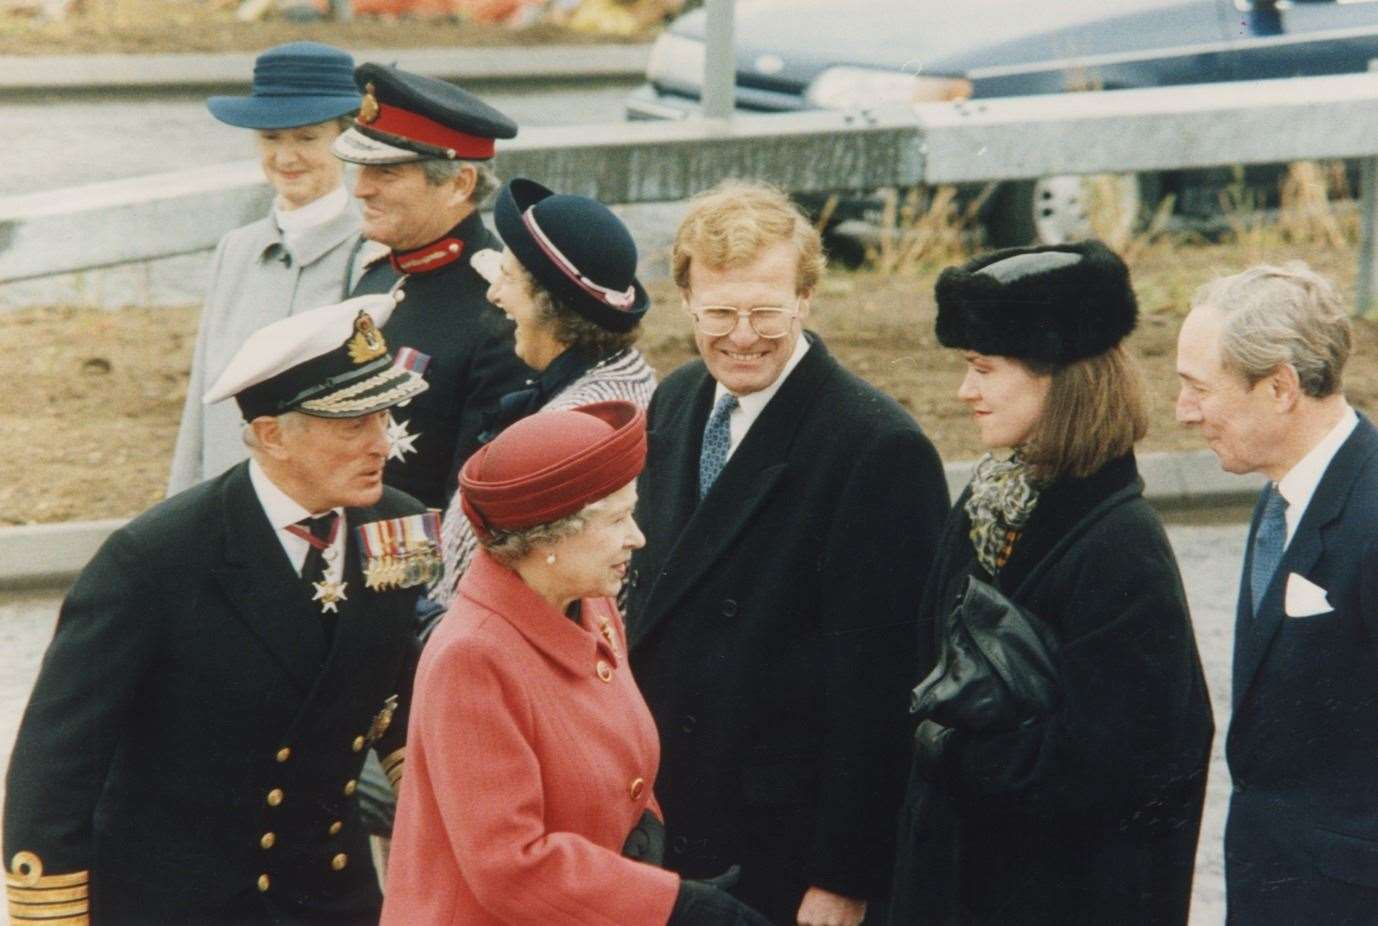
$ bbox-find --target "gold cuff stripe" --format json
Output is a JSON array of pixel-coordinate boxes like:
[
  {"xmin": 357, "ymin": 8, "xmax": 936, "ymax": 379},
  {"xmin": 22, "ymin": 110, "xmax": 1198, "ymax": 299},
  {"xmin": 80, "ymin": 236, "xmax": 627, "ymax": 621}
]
[
  {"xmin": 10, "ymin": 899, "xmax": 90, "ymax": 917},
  {"xmin": 5, "ymin": 872, "xmax": 88, "ymax": 889},
  {"xmin": 381, "ymin": 749, "xmax": 405, "ymax": 772},
  {"xmin": 9, "ymin": 915, "xmax": 89, "ymax": 926},
  {"xmin": 8, "ymin": 884, "xmax": 89, "ymax": 902}
]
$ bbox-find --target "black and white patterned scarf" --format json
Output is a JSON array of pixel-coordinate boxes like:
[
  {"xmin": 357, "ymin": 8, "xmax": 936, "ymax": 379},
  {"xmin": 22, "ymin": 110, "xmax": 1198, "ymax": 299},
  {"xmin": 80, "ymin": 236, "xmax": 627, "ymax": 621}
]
[{"xmin": 964, "ymin": 451, "xmax": 1042, "ymax": 576}]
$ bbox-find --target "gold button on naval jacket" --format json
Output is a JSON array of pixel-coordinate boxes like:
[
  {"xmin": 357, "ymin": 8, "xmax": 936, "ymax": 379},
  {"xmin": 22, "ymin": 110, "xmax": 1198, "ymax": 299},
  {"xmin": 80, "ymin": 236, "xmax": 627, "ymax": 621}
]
[
  {"xmin": 343, "ymin": 779, "xmax": 358, "ymax": 796},
  {"xmin": 328, "ymin": 820, "xmax": 343, "ymax": 836},
  {"xmin": 276, "ymin": 747, "xmax": 291, "ymax": 763},
  {"xmin": 257, "ymin": 874, "xmax": 270, "ymax": 893},
  {"xmin": 266, "ymin": 788, "xmax": 284, "ymax": 807},
  {"xmin": 352, "ymin": 736, "xmax": 365, "ymax": 752},
  {"xmin": 596, "ymin": 660, "xmax": 613, "ymax": 683},
  {"xmin": 331, "ymin": 853, "xmax": 349, "ymax": 871},
  {"xmin": 260, "ymin": 832, "xmax": 276, "ymax": 850},
  {"xmin": 629, "ymin": 777, "xmax": 645, "ymax": 800}
]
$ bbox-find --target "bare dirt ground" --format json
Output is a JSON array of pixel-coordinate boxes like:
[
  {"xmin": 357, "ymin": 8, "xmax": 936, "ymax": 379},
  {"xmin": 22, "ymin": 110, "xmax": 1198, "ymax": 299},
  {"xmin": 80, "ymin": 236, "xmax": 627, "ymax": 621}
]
[
  {"xmin": 0, "ymin": 0, "xmax": 638, "ymax": 55},
  {"xmin": 3, "ymin": 236, "xmax": 1376, "ymax": 526}
]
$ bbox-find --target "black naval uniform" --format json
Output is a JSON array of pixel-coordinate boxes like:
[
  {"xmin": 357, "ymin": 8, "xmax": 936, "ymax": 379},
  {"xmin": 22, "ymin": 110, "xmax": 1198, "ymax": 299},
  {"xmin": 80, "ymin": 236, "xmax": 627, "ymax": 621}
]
[
  {"xmin": 351, "ymin": 211, "xmax": 531, "ymax": 511},
  {"xmin": 4, "ymin": 464, "xmax": 425, "ymax": 925}
]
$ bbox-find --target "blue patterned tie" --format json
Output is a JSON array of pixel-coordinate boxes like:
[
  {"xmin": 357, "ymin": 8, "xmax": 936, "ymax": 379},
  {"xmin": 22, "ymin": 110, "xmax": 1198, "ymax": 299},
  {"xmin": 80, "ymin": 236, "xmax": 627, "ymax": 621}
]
[
  {"xmin": 1249, "ymin": 484, "xmax": 1288, "ymax": 615},
  {"xmin": 698, "ymin": 393, "xmax": 739, "ymax": 500}
]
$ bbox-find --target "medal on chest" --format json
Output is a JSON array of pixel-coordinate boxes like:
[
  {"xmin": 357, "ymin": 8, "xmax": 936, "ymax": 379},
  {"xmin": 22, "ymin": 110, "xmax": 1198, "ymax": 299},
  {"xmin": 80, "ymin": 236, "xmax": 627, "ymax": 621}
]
[
  {"xmin": 311, "ymin": 578, "xmax": 349, "ymax": 613},
  {"xmin": 358, "ymin": 511, "xmax": 443, "ymax": 591}
]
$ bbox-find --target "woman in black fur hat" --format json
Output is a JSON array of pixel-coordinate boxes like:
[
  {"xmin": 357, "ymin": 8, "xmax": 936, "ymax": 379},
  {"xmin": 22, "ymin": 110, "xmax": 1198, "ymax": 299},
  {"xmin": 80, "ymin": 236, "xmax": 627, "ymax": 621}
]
[{"xmin": 889, "ymin": 241, "xmax": 1215, "ymax": 925}]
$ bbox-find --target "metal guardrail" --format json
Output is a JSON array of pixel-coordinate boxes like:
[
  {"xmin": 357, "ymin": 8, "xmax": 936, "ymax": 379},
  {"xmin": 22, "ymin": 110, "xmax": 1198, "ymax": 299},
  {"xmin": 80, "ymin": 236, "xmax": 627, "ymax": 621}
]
[{"xmin": 6, "ymin": 71, "xmax": 1378, "ymax": 302}]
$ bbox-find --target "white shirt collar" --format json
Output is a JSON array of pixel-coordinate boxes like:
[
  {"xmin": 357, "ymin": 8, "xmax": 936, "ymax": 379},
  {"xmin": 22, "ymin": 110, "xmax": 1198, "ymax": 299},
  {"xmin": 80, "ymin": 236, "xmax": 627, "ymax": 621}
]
[
  {"xmin": 713, "ymin": 331, "xmax": 811, "ymax": 459},
  {"xmin": 1275, "ymin": 403, "xmax": 1358, "ymax": 543},
  {"xmin": 248, "ymin": 459, "xmax": 345, "ymax": 578},
  {"xmin": 273, "ymin": 185, "xmax": 349, "ymax": 234}
]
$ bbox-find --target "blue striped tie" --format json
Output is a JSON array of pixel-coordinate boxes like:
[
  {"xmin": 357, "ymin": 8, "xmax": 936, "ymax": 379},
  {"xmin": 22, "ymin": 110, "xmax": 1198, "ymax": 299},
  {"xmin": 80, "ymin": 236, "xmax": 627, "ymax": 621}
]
[
  {"xmin": 1249, "ymin": 484, "xmax": 1288, "ymax": 615},
  {"xmin": 698, "ymin": 393, "xmax": 738, "ymax": 500}
]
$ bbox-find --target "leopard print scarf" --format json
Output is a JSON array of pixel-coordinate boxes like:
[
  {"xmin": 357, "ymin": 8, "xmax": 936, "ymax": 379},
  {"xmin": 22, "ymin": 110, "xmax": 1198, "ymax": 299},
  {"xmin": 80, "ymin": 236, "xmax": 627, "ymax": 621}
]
[{"xmin": 964, "ymin": 451, "xmax": 1042, "ymax": 577}]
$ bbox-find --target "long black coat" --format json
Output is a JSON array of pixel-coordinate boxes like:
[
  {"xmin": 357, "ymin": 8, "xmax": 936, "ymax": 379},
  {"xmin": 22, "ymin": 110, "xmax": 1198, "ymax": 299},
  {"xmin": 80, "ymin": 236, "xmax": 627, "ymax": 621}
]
[
  {"xmin": 625, "ymin": 335, "xmax": 950, "ymax": 923},
  {"xmin": 890, "ymin": 454, "xmax": 1214, "ymax": 925},
  {"xmin": 352, "ymin": 211, "xmax": 531, "ymax": 510},
  {"xmin": 1225, "ymin": 415, "xmax": 1378, "ymax": 923},
  {"xmin": 4, "ymin": 463, "xmax": 424, "ymax": 925}
]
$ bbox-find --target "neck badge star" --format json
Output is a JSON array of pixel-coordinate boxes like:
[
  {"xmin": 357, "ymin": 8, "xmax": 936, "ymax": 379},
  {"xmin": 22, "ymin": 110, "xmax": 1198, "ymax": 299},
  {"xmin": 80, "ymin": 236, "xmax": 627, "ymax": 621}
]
[
  {"xmin": 386, "ymin": 412, "xmax": 420, "ymax": 461},
  {"xmin": 312, "ymin": 579, "xmax": 349, "ymax": 613}
]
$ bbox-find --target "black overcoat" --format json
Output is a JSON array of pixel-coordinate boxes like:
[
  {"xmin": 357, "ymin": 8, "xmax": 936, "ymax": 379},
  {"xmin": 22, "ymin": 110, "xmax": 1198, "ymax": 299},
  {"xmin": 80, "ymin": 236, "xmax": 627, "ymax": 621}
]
[
  {"xmin": 4, "ymin": 463, "xmax": 424, "ymax": 925},
  {"xmin": 1225, "ymin": 414, "xmax": 1378, "ymax": 923},
  {"xmin": 890, "ymin": 454, "xmax": 1214, "ymax": 925},
  {"xmin": 625, "ymin": 334, "xmax": 950, "ymax": 923},
  {"xmin": 352, "ymin": 211, "xmax": 531, "ymax": 510}
]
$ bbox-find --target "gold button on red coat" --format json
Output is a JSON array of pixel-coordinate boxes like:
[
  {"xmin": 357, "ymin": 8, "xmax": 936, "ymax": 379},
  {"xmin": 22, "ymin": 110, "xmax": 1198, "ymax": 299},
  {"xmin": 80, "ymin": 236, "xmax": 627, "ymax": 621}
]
[
  {"xmin": 629, "ymin": 777, "xmax": 645, "ymax": 800},
  {"xmin": 331, "ymin": 853, "xmax": 349, "ymax": 871},
  {"xmin": 596, "ymin": 660, "xmax": 613, "ymax": 682}
]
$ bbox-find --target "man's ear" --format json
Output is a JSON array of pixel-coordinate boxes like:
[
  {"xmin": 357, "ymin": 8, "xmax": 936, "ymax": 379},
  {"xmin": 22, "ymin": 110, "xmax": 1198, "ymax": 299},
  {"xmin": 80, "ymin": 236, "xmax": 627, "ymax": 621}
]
[
  {"xmin": 1268, "ymin": 363, "xmax": 1302, "ymax": 412},
  {"xmin": 250, "ymin": 416, "xmax": 291, "ymax": 461},
  {"xmin": 450, "ymin": 165, "xmax": 478, "ymax": 208},
  {"xmin": 797, "ymin": 289, "xmax": 814, "ymax": 319}
]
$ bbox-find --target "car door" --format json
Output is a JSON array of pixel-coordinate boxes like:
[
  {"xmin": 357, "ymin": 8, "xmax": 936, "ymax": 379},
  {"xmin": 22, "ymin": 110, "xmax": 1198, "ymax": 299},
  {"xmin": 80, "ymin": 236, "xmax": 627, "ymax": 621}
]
[{"xmin": 1222, "ymin": 0, "xmax": 1378, "ymax": 80}]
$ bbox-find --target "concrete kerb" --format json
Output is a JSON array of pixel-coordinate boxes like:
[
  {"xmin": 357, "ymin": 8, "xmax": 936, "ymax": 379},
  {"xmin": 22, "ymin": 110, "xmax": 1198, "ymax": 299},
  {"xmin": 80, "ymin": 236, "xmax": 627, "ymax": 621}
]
[
  {"xmin": 0, "ymin": 43, "xmax": 651, "ymax": 95},
  {"xmin": 0, "ymin": 450, "xmax": 1262, "ymax": 592}
]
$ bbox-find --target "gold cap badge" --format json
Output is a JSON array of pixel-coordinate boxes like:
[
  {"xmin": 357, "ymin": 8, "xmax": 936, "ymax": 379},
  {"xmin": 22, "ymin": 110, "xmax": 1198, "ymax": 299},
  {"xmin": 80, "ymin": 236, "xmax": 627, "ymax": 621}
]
[
  {"xmin": 346, "ymin": 311, "xmax": 388, "ymax": 365},
  {"xmin": 359, "ymin": 83, "xmax": 379, "ymax": 124}
]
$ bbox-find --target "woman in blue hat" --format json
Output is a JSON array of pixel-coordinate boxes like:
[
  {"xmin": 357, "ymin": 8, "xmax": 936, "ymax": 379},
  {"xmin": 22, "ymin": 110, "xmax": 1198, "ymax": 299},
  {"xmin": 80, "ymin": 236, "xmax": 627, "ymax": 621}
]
[
  {"xmin": 168, "ymin": 42, "xmax": 367, "ymax": 496},
  {"xmin": 426, "ymin": 177, "xmax": 659, "ymax": 614}
]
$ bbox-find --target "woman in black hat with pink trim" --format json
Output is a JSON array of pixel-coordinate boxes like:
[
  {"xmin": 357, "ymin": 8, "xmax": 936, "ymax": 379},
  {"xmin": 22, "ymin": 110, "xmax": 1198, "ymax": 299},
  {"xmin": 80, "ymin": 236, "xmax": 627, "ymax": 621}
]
[
  {"xmin": 889, "ymin": 241, "xmax": 1214, "ymax": 925},
  {"xmin": 426, "ymin": 177, "xmax": 658, "ymax": 613},
  {"xmin": 168, "ymin": 42, "xmax": 364, "ymax": 497}
]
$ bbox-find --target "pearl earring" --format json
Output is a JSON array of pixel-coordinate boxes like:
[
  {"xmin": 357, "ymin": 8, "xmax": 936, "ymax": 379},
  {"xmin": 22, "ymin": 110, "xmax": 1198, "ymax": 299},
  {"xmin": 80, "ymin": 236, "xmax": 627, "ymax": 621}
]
[{"xmin": 546, "ymin": 553, "xmax": 557, "ymax": 565}]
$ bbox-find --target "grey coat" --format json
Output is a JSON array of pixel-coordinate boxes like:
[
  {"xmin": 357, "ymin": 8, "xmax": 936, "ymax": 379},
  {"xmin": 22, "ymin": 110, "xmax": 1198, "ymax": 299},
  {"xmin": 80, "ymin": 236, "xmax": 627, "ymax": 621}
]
[{"xmin": 166, "ymin": 201, "xmax": 363, "ymax": 495}]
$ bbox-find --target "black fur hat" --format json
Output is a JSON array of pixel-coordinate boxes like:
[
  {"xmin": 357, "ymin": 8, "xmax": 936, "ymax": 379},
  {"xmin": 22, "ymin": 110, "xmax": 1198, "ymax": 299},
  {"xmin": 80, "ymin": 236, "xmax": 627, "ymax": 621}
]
[{"xmin": 934, "ymin": 239, "xmax": 1137, "ymax": 364}]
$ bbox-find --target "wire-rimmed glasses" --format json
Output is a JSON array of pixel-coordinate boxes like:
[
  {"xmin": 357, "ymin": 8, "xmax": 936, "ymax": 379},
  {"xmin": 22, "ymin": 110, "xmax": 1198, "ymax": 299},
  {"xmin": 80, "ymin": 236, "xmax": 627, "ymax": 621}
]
[{"xmin": 686, "ymin": 297, "xmax": 802, "ymax": 339}]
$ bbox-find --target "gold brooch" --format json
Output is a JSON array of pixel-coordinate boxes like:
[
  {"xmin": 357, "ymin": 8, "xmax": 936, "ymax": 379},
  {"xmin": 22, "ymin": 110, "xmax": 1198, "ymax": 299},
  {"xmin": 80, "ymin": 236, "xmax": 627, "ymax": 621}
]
[
  {"xmin": 346, "ymin": 311, "xmax": 388, "ymax": 364},
  {"xmin": 359, "ymin": 82, "xmax": 380, "ymax": 124}
]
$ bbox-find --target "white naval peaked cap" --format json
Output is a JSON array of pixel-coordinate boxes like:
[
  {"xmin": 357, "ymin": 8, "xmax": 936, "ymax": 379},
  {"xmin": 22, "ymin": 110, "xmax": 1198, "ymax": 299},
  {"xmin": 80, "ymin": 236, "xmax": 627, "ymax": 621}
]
[{"xmin": 203, "ymin": 292, "xmax": 427, "ymax": 420}]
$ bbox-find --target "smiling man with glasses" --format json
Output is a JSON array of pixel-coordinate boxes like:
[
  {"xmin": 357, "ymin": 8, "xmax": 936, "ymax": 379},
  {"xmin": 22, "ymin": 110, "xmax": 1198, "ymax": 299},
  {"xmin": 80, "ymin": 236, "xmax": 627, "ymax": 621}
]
[{"xmin": 624, "ymin": 180, "xmax": 950, "ymax": 926}]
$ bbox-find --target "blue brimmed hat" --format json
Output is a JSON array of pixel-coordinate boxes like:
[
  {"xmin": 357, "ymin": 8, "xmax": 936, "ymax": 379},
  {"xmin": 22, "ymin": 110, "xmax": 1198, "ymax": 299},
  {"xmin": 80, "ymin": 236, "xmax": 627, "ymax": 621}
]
[
  {"xmin": 489, "ymin": 178, "xmax": 649, "ymax": 333},
  {"xmin": 207, "ymin": 42, "xmax": 360, "ymax": 131}
]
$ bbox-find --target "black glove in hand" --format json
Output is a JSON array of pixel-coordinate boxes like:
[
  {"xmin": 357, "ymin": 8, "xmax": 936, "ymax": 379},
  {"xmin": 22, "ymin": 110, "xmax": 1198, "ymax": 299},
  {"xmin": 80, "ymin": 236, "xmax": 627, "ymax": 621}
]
[
  {"xmin": 620, "ymin": 809, "xmax": 666, "ymax": 865},
  {"xmin": 667, "ymin": 866, "xmax": 772, "ymax": 926}
]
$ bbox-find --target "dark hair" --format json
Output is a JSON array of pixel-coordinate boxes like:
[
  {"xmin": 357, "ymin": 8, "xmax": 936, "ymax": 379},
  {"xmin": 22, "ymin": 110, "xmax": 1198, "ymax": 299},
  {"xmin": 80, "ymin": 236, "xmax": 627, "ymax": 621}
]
[
  {"xmin": 514, "ymin": 260, "xmax": 640, "ymax": 355},
  {"xmin": 1021, "ymin": 345, "xmax": 1148, "ymax": 482}
]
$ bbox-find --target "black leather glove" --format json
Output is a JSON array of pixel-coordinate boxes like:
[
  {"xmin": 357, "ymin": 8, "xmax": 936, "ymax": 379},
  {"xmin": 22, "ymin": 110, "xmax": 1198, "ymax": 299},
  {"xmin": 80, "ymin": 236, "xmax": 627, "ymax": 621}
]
[
  {"xmin": 620, "ymin": 809, "xmax": 666, "ymax": 865},
  {"xmin": 667, "ymin": 866, "xmax": 772, "ymax": 926}
]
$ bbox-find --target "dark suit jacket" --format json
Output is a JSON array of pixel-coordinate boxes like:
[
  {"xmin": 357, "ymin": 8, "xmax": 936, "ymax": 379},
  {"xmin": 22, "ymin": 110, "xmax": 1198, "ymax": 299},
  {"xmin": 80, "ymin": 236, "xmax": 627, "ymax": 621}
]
[
  {"xmin": 4, "ymin": 463, "xmax": 424, "ymax": 925},
  {"xmin": 1225, "ymin": 413, "xmax": 1378, "ymax": 923},
  {"xmin": 625, "ymin": 334, "xmax": 950, "ymax": 922},
  {"xmin": 352, "ymin": 211, "xmax": 531, "ymax": 510}
]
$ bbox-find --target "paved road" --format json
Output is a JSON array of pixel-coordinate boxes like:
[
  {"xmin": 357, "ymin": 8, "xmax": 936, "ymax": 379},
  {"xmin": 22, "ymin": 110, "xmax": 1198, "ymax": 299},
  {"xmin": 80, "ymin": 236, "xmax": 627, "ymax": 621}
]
[{"xmin": 0, "ymin": 517, "xmax": 1245, "ymax": 923}]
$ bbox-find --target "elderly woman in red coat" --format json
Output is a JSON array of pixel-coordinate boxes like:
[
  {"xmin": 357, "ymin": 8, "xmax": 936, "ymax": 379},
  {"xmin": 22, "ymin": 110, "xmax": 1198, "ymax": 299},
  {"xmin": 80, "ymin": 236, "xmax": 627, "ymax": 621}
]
[{"xmin": 381, "ymin": 401, "xmax": 768, "ymax": 926}]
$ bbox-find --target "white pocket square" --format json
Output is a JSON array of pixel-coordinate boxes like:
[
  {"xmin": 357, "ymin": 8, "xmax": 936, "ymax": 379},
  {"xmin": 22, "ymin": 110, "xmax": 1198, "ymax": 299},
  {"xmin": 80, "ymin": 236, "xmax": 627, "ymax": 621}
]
[{"xmin": 1284, "ymin": 573, "xmax": 1332, "ymax": 617}]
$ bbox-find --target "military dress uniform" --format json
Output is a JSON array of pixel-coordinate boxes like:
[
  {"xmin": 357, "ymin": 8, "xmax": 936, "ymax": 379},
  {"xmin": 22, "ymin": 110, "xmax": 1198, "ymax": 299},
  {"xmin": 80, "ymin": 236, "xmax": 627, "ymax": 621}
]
[
  {"xmin": 4, "ymin": 296, "xmax": 440, "ymax": 925},
  {"xmin": 337, "ymin": 63, "xmax": 531, "ymax": 511}
]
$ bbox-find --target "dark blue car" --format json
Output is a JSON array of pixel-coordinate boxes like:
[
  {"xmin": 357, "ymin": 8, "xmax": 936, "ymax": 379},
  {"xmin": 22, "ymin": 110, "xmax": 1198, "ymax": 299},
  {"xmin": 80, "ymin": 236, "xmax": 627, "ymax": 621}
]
[{"xmin": 628, "ymin": 0, "xmax": 1378, "ymax": 243}]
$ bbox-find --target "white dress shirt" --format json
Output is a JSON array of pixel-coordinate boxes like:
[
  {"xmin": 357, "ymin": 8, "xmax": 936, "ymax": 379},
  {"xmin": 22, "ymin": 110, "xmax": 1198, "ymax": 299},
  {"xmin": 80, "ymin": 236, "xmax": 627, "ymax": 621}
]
[
  {"xmin": 248, "ymin": 460, "xmax": 346, "ymax": 584},
  {"xmin": 1275, "ymin": 404, "xmax": 1358, "ymax": 546},
  {"xmin": 713, "ymin": 332, "xmax": 812, "ymax": 462}
]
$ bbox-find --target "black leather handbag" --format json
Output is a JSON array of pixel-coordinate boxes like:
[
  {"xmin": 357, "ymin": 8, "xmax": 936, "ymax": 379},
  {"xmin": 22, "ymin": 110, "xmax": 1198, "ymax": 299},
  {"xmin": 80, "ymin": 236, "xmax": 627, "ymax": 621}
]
[{"xmin": 910, "ymin": 573, "xmax": 1061, "ymax": 732}]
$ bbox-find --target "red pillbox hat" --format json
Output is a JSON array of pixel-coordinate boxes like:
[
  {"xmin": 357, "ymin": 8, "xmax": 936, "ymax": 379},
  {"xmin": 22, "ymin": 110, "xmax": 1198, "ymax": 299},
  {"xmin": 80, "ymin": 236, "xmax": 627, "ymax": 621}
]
[{"xmin": 460, "ymin": 401, "xmax": 647, "ymax": 540}]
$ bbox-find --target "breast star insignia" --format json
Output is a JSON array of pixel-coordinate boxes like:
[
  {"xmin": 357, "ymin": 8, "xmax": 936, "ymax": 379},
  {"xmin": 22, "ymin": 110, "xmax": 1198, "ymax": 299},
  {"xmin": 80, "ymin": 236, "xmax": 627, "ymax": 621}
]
[
  {"xmin": 312, "ymin": 579, "xmax": 349, "ymax": 614},
  {"xmin": 386, "ymin": 413, "xmax": 420, "ymax": 461}
]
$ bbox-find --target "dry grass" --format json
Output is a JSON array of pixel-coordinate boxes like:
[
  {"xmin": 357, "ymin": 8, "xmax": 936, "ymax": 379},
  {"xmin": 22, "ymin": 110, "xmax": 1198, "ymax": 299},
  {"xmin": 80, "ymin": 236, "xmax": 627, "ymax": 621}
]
[{"xmin": 0, "ymin": 0, "xmax": 626, "ymax": 54}]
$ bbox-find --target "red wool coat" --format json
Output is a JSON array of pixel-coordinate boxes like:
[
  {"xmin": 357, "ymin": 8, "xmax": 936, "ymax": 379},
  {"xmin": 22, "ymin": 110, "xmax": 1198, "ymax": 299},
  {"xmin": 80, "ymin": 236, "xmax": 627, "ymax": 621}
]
[{"xmin": 381, "ymin": 549, "xmax": 680, "ymax": 925}]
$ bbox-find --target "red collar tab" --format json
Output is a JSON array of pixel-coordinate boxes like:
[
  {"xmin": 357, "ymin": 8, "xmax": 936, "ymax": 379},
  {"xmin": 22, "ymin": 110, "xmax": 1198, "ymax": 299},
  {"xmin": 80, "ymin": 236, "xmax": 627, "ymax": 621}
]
[
  {"xmin": 367, "ymin": 103, "xmax": 497, "ymax": 160},
  {"xmin": 390, "ymin": 237, "xmax": 465, "ymax": 275}
]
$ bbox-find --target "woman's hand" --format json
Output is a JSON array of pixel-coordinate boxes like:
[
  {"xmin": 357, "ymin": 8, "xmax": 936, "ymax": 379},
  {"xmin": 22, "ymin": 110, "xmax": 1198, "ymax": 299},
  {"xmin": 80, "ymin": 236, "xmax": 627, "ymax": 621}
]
[{"xmin": 795, "ymin": 887, "xmax": 866, "ymax": 926}]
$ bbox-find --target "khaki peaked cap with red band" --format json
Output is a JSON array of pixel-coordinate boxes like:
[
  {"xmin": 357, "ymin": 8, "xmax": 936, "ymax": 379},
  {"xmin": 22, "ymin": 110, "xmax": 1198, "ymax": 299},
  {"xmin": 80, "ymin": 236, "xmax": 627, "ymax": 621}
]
[
  {"xmin": 332, "ymin": 63, "xmax": 517, "ymax": 166},
  {"xmin": 460, "ymin": 401, "xmax": 646, "ymax": 540}
]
